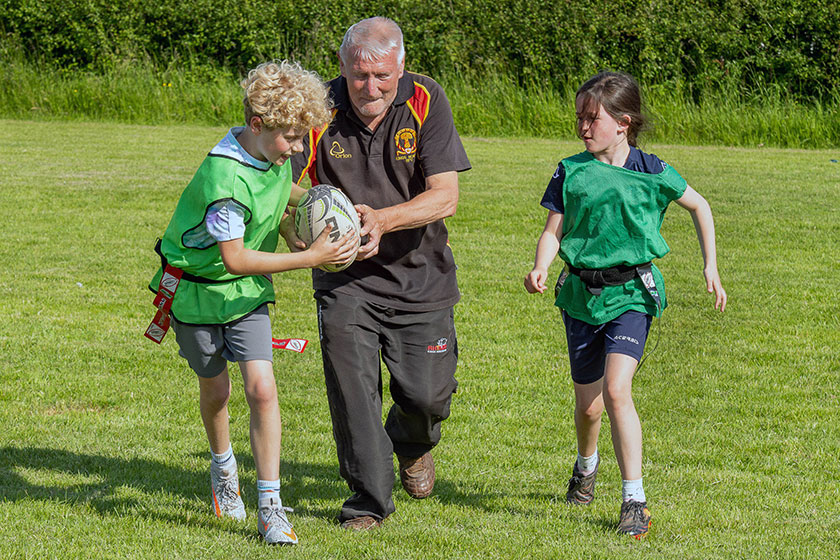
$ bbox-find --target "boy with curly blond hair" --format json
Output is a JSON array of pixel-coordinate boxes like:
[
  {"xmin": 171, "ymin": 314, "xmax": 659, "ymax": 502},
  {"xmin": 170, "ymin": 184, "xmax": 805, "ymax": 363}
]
[{"xmin": 147, "ymin": 60, "xmax": 358, "ymax": 545}]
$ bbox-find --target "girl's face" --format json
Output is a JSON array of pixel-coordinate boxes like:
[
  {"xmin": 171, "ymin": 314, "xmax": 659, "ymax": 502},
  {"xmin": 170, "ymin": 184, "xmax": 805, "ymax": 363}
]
[{"xmin": 575, "ymin": 96, "xmax": 628, "ymax": 156}]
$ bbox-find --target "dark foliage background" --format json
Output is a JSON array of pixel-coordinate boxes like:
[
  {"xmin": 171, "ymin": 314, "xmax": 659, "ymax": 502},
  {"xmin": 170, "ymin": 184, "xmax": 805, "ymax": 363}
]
[{"xmin": 2, "ymin": 0, "xmax": 838, "ymax": 99}]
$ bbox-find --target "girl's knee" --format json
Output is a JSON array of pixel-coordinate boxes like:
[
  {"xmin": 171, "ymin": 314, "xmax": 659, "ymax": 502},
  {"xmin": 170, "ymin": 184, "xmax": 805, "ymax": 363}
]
[
  {"xmin": 603, "ymin": 384, "xmax": 633, "ymax": 412},
  {"xmin": 576, "ymin": 400, "xmax": 603, "ymax": 423}
]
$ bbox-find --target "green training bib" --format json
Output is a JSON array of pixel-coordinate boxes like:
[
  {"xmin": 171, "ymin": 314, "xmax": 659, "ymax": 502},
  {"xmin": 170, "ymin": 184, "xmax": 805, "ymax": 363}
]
[{"xmin": 555, "ymin": 152, "xmax": 687, "ymax": 324}]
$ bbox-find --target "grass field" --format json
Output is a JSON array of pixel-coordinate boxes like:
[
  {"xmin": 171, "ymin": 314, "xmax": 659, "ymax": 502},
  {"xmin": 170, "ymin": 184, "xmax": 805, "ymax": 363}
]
[
  {"xmin": 0, "ymin": 120, "xmax": 838, "ymax": 559},
  {"xmin": 4, "ymin": 53, "xmax": 840, "ymax": 149}
]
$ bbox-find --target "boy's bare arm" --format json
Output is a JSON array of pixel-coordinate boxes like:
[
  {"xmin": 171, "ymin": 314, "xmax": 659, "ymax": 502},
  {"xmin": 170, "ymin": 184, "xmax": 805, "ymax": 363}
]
[{"xmin": 218, "ymin": 226, "xmax": 358, "ymax": 275}]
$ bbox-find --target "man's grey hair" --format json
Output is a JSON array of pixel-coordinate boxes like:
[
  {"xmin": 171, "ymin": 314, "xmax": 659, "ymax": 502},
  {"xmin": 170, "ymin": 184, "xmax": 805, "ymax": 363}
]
[{"xmin": 339, "ymin": 17, "xmax": 405, "ymax": 65}]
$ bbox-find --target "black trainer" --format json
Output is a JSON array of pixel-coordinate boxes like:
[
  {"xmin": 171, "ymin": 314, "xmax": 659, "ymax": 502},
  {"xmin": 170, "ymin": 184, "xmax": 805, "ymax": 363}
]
[
  {"xmin": 565, "ymin": 456, "xmax": 599, "ymax": 505},
  {"xmin": 618, "ymin": 500, "xmax": 651, "ymax": 539}
]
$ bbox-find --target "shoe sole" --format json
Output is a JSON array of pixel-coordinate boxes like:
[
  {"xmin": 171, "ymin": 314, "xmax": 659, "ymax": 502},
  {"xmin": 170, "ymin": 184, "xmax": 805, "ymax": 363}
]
[
  {"xmin": 566, "ymin": 496, "xmax": 594, "ymax": 505},
  {"xmin": 340, "ymin": 518, "xmax": 383, "ymax": 531},
  {"xmin": 620, "ymin": 519, "xmax": 651, "ymax": 540},
  {"xmin": 259, "ymin": 535, "xmax": 297, "ymax": 546}
]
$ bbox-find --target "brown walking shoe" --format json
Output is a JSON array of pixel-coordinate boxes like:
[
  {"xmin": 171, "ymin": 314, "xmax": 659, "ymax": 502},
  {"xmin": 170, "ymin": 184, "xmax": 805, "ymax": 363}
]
[
  {"xmin": 617, "ymin": 500, "xmax": 651, "ymax": 539},
  {"xmin": 397, "ymin": 452, "xmax": 435, "ymax": 499},
  {"xmin": 566, "ymin": 455, "xmax": 599, "ymax": 505},
  {"xmin": 340, "ymin": 515, "xmax": 382, "ymax": 531}
]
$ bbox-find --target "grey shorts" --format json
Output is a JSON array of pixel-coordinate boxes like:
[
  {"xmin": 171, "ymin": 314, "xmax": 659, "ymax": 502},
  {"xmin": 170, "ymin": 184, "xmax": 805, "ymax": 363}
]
[{"xmin": 171, "ymin": 304, "xmax": 273, "ymax": 378}]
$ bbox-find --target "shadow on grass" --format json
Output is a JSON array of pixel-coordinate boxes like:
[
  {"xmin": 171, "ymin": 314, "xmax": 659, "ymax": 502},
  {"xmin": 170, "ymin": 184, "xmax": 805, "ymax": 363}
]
[
  {"xmin": 0, "ymin": 445, "xmax": 528, "ymax": 530},
  {"xmin": 510, "ymin": 491, "xmax": 621, "ymax": 535},
  {"xmin": 190, "ymin": 450, "xmax": 517, "ymax": 520},
  {"xmin": 0, "ymin": 446, "xmax": 345, "ymax": 532}
]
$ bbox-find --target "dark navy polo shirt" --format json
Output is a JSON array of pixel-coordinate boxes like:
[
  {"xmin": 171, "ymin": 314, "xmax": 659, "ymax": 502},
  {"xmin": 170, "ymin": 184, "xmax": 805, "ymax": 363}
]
[{"xmin": 290, "ymin": 71, "xmax": 471, "ymax": 311}]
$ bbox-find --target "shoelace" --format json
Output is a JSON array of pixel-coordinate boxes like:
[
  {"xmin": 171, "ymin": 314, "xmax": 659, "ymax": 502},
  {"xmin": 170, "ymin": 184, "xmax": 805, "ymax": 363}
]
[
  {"xmin": 217, "ymin": 478, "xmax": 241, "ymax": 511},
  {"xmin": 260, "ymin": 505, "xmax": 295, "ymax": 528},
  {"xmin": 624, "ymin": 501, "xmax": 647, "ymax": 524}
]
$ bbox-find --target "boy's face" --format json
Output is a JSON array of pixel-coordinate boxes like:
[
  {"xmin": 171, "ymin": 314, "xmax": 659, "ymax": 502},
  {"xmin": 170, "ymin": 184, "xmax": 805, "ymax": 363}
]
[
  {"xmin": 340, "ymin": 47, "xmax": 404, "ymax": 125},
  {"xmin": 254, "ymin": 122, "xmax": 307, "ymax": 166}
]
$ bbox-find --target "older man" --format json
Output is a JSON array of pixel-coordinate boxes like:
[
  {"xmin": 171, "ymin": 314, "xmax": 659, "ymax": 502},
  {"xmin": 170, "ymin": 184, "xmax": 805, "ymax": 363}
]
[{"xmin": 289, "ymin": 17, "xmax": 470, "ymax": 530}]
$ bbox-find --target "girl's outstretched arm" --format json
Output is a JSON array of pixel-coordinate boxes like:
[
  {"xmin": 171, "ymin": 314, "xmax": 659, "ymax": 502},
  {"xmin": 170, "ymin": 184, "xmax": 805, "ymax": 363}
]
[
  {"xmin": 524, "ymin": 210, "xmax": 564, "ymax": 294},
  {"xmin": 674, "ymin": 185, "xmax": 727, "ymax": 311}
]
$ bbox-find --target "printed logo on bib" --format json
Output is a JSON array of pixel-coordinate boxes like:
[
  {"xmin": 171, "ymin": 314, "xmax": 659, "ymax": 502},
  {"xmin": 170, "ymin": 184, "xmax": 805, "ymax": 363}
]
[
  {"xmin": 395, "ymin": 128, "xmax": 417, "ymax": 162},
  {"xmin": 427, "ymin": 337, "xmax": 448, "ymax": 354},
  {"xmin": 329, "ymin": 141, "xmax": 352, "ymax": 159}
]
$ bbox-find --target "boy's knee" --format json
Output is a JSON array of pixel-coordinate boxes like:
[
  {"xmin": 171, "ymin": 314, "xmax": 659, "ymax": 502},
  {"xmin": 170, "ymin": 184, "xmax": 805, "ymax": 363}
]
[
  {"xmin": 245, "ymin": 376, "xmax": 278, "ymax": 409},
  {"xmin": 199, "ymin": 375, "xmax": 231, "ymax": 406}
]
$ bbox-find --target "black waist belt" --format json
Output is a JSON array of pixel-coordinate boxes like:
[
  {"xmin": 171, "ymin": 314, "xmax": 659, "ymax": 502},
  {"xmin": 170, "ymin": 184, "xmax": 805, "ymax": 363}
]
[
  {"xmin": 154, "ymin": 239, "xmax": 243, "ymax": 285},
  {"xmin": 559, "ymin": 261, "xmax": 662, "ymax": 312},
  {"xmin": 567, "ymin": 263, "xmax": 647, "ymax": 294}
]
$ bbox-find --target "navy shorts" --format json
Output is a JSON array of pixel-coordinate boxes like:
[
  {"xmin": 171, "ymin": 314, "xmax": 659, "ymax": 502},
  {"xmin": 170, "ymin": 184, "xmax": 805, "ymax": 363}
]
[{"xmin": 562, "ymin": 310, "xmax": 652, "ymax": 385}]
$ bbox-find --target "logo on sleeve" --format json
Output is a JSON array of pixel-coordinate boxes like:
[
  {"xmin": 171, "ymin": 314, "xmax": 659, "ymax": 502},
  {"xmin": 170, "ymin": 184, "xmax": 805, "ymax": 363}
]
[
  {"xmin": 329, "ymin": 141, "xmax": 352, "ymax": 159},
  {"xmin": 395, "ymin": 128, "xmax": 417, "ymax": 162},
  {"xmin": 427, "ymin": 337, "xmax": 448, "ymax": 354}
]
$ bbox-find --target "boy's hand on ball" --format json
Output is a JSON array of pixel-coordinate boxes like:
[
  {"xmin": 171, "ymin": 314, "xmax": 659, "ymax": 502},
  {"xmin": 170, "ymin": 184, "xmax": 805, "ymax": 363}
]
[
  {"xmin": 280, "ymin": 208, "xmax": 306, "ymax": 252},
  {"xmin": 309, "ymin": 224, "xmax": 359, "ymax": 267}
]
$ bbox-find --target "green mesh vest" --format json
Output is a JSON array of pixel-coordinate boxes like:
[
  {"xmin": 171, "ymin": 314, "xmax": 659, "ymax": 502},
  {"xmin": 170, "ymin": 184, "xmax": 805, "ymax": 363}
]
[
  {"xmin": 555, "ymin": 151, "xmax": 687, "ymax": 325},
  {"xmin": 150, "ymin": 143, "xmax": 291, "ymax": 325}
]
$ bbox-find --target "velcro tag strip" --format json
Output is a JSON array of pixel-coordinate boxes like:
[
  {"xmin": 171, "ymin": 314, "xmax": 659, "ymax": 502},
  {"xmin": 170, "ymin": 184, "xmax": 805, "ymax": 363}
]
[
  {"xmin": 272, "ymin": 338, "xmax": 308, "ymax": 353},
  {"xmin": 144, "ymin": 265, "xmax": 183, "ymax": 344}
]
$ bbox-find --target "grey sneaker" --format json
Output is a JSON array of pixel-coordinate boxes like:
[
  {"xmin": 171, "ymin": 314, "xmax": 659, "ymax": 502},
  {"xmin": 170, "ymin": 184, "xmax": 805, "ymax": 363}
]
[
  {"xmin": 210, "ymin": 460, "xmax": 246, "ymax": 520},
  {"xmin": 566, "ymin": 455, "xmax": 599, "ymax": 505},
  {"xmin": 258, "ymin": 496, "xmax": 298, "ymax": 545}
]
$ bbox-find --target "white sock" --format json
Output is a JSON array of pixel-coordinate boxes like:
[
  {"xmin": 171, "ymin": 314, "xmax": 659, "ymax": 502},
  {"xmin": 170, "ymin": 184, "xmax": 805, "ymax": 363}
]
[
  {"xmin": 211, "ymin": 444, "xmax": 234, "ymax": 467},
  {"xmin": 576, "ymin": 449, "xmax": 599, "ymax": 475},
  {"xmin": 622, "ymin": 478, "xmax": 646, "ymax": 503},
  {"xmin": 257, "ymin": 479, "xmax": 281, "ymax": 508}
]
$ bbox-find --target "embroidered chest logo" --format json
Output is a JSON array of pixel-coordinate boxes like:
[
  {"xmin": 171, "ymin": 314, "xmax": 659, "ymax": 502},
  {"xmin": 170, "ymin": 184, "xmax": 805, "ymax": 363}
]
[
  {"xmin": 329, "ymin": 141, "xmax": 352, "ymax": 159},
  {"xmin": 394, "ymin": 128, "xmax": 417, "ymax": 162},
  {"xmin": 427, "ymin": 338, "xmax": 448, "ymax": 354}
]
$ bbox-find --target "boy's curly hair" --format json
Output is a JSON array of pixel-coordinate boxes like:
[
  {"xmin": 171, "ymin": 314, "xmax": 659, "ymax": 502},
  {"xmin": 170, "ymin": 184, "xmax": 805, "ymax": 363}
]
[{"xmin": 241, "ymin": 60, "xmax": 332, "ymax": 130}]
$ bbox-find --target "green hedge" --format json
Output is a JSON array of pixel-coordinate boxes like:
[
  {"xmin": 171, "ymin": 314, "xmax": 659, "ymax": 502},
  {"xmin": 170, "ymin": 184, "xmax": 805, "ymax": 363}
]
[{"xmin": 2, "ymin": 0, "xmax": 839, "ymax": 98}]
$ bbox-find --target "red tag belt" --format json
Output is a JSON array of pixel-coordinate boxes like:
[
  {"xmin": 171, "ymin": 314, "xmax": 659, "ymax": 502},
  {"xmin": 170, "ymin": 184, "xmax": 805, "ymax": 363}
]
[
  {"xmin": 144, "ymin": 265, "xmax": 309, "ymax": 353},
  {"xmin": 271, "ymin": 338, "xmax": 308, "ymax": 353},
  {"xmin": 144, "ymin": 265, "xmax": 183, "ymax": 344}
]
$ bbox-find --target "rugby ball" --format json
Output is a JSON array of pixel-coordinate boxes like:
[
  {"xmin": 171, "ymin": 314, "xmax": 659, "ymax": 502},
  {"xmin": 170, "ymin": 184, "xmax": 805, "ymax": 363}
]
[{"xmin": 294, "ymin": 184, "xmax": 361, "ymax": 272}]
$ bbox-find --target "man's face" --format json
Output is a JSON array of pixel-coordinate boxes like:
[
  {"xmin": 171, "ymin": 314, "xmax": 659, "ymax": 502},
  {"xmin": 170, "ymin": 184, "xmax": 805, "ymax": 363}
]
[{"xmin": 340, "ymin": 47, "xmax": 404, "ymax": 124}]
